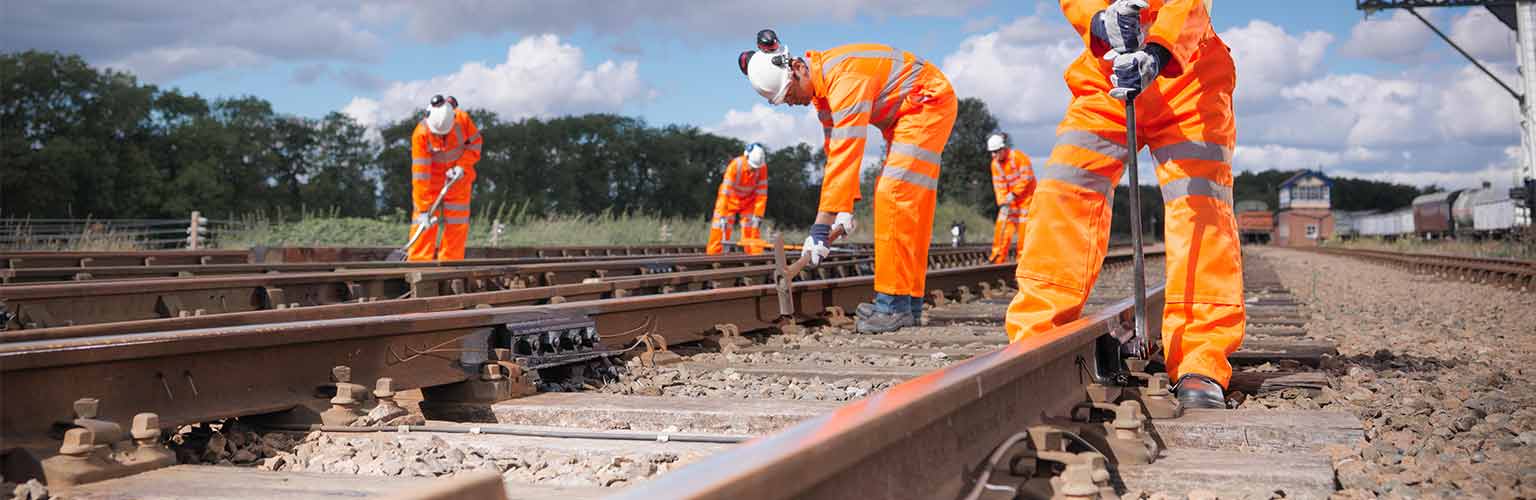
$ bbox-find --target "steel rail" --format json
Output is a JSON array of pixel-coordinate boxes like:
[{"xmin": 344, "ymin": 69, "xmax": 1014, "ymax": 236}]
[
  {"xmin": 613, "ymin": 285, "xmax": 1166, "ymax": 500},
  {"xmin": 0, "ymin": 250, "xmax": 989, "ymax": 342},
  {"xmin": 0, "ymin": 250, "xmax": 944, "ymax": 330},
  {"xmin": 0, "ymin": 262, "xmax": 1016, "ymax": 449},
  {"xmin": 1310, "ymin": 247, "xmax": 1535, "ymax": 290}
]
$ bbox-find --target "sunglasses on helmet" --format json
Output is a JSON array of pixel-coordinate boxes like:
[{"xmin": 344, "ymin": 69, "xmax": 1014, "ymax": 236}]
[{"xmin": 429, "ymin": 94, "xmax": 459, "ymax": 108}]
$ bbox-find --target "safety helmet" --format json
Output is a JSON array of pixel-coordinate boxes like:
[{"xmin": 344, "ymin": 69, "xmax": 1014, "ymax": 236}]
[
  {"xmin": 738, "ymin": 29, "xmax": 793, "ymax": 104},
  {"xmin": 425, "ymin": 94, "xmax": 457, "ymax": 135},
  {"xmin": 746, "ymin": 143, "xmax": 766, "ymax": 167},
  {"xmin": 986, "ymin": 133, "xmax": 1007, "ymax": 152}
]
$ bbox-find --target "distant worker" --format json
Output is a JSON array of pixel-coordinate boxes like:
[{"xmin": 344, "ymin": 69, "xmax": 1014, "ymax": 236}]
[
  {"xmin": 1006, "ymin": 0, "xmax": 1242, "ymax": 409},
  {"xmin": 706, "ymin": 143, "xmax": 770, "ymax": 255},
  {"xmin": 739, "ymin": 29, "xmax": 957, "ymax": 333},
  {"xmin": 986, "ymin": 133, "xmax": 1035, "ymax": 263},
  {"xmin": 408, "ymin": 94, "xmax": 482, "ymax": 261}
]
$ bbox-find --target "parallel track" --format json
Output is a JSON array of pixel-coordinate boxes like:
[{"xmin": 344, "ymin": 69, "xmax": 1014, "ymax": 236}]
[{"xmin": 1310, "ymin": 247, "xmax": 1534, "ymax": 291}]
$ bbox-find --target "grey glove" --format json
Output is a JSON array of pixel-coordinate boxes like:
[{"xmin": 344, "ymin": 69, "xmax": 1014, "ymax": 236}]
[{"xmin": 1090, "ymin": 0, "xmax": 1149, "ymax": 57}]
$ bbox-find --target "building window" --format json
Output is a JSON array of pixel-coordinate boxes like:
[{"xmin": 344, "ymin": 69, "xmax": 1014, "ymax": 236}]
[{"xmin": 1306, "ymin": 224, "xmax": 1319, "ymax": 239}]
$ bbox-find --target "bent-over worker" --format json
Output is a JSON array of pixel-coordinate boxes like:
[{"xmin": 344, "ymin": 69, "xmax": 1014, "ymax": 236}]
[
  {"xmin": 408, "ymin": 94, "xmax": 482, "ymax": 261},
  {"xmin": 706, "ymin": 143, "xmax": 770, "ymax": 255}
]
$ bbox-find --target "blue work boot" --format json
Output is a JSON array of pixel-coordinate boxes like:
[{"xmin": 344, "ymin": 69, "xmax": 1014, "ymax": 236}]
[
  {"xmin": 909, "ymin": 296, "xmax": 925, "ymax": 324},
  {"xmin": 857, "ymin": 293, "xmax": 913, "ymax": 334},
  {"xmin": 855, "ymin": 302, "xmax": 875, "ymax": 319}
]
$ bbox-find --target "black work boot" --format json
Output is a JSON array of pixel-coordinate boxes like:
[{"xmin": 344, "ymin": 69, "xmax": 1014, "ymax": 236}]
[
  {"xmin": 855, "ymin": 311, "xmax": 913, "ymax": 334},
  {"xmin": 1173, "ymin": 374, "xmax": 1227, "ymax": 409}
]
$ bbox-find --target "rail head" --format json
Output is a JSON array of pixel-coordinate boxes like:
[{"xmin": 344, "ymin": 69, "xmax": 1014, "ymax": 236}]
[{"xmin": 612, "ymin": 286, "xmax": 1166, "ymax": 500}]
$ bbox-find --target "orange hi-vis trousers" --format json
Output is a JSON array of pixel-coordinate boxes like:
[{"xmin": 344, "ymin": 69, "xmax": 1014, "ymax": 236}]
[
  {"xmin": 808, "ymin": 44, "xmax": 958, "ymax": 302},
  {"xmin": 1006, "ymin": 38, "xmax": 1245, "ymax": 388},
  {"xmin": 990, "ymin": 199, "xmax": 1028, "ymax": 263},
  {"xmin": 408, "ymin": 110, "xmax": 482, "ymax": 261}
]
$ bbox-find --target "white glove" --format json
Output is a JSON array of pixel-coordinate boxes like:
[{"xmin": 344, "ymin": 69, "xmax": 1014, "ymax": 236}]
[
  {"xmin": 414, "ymin": 212, "xmax": 433, "ymax": 226},
  {"xmin": 831, "ymin": 212, "xmax": 856, "ymax": 236},
  {"xmin": 1091, "ymin": 0, "xmax": 1149, "ymax": 58},
  {"xmin": 1108, "ymin": 50, "xmax": 1161, "ymax": 101},
  {"xmin": 1002, "ymin": 193, "xmax": 1016, "ymax": 205},
  {"xmin": 446, "ymin": 166, "xmax": 466, "ymax": 181},
  {"xmin": 801, "ymin": 235, "xmax": 830, "ymax": 266}
]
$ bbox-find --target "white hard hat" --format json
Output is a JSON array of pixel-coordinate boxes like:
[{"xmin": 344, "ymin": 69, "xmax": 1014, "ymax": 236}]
[
  {"xmin": 425, "ymin": 94, "xmax": 455, "ymax": 135},
  {"xmin": 739, "ymin": 30, "xmax": 792, "ymax": 104},
  {"xmin": 986, "ymin": 133, "xmax": 1007, "ymax": 152},
  {"xmin": 746, "ymin": 143, "xmax": 766, "ymax": 167}
]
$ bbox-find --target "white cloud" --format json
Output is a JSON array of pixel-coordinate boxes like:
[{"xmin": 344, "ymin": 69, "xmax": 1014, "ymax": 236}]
[
  {"xmin": 1340, "ymin": 10, "xmax": 1432, "ymax": 63},
  {"xmin": 387, "ymin": 0, "xmax": 986, "ymax": 42},
  {"xmin": 105, "ymin": 46, "xmax": 267, "ymax": 82},
  {"xmin": 1220, "ymin": 20, "xmax": 1333, "ymax": 105},
  {"xmin": 1434, "ymin": 64, "xmax": 1522, "ymax": 143},
  {"xmin": 1449, "ymin": 9, "xmax": 1517, "ymax": 63},
  {"xmin": 940, "ymin": 15, "xmax": 1081, "ymax": 128},
  {"xmin": 1281, "ymin": 73, "xmax": 1426, "ymax": 148},
  {"xmin": 1233, "ymin": 144, "xmax": 1382, "ymax": 172},
  {"xmin": 343, "ymin": 35, "xmax": 649, "ymax": 127},
  {"xmin": 706, "ymin": 105, "xmax": 822, "ymax": 149}
]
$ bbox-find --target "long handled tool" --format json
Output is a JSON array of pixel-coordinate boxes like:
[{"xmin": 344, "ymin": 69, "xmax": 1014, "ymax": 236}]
[
  {"xmin": 387, "ymin": 167, "xmax": 464, "ymax": 262},
  {"xmin": 772, "ymin": 226, "xmax": 848, "ymax": 321},
  {"xmin": 1124, "ymin": 92, "xmax": 1151, "ymax": 358}
]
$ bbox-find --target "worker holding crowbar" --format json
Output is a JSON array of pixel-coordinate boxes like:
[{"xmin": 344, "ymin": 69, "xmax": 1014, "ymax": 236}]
[
  {"xmin": 402, "ymin": 94, "xmax": 482, "ymax": 262},
  {"xmin": 740, "ymin": 29, "xmax": 958, "ymax": 334},
  {"xmin": 1004, "ymin": 0, "xmax": 1243, "ymax": 409}
]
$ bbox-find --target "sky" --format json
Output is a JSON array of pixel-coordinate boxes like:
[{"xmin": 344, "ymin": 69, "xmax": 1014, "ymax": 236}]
[{"xmin": 0, "ymin": 0, "xmax": 1526, "ymax": 191}]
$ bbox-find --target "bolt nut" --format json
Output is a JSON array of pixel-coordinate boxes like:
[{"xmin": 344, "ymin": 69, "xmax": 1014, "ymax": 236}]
[
  {"xmin": 481, "ymin": 364, "xmax": 505, "ymax": 381},
  {"xmin": 374, "ymin": 378, "xmax": 396, "ymax": 399},
  {"xmin": 131, "ymin": 413, "xmax": 161, "ymax": 440},
  {"xmin": 1113, "ymin": 401, "xmax": 1142, "ymax": 431},
  {"xmin": 332, "ymin": 365, "xmax": 352, "ymax": 383},
  {"xmin": 73, "ymin": 398, "xmax": 100, "ymax": 419},
  {"xmin": 59, "ymin": 428, "xmax": 96, "ymax": 456},
  {"xmin": 1146, "ymin": 373, "xmax": 1169, "ymax": 393}
]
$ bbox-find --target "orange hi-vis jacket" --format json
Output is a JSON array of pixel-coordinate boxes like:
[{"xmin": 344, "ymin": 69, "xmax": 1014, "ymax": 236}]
[
  {"xmin": 712, "ymin": 155, "xmax": 768, "ymax": 219},
  {"xmin": 407, "ymin": 109, "xmax": 482, "ymax": 261},
  {"xmin": 1007, "ymin": 0, "xmax": 1243, "ymax": 387},
  {"xmin": 990, "ymin": 149, "xmax": 1035, "ymax": 208},
  {"xmin": 809, "ymin": 44, "xmax": 947, "ymax": 214}
]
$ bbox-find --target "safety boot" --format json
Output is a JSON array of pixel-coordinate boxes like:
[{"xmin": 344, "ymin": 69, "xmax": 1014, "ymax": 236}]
[
  {"xmin": 1173, "ymin": 374, "xmax": 1227, "ymax": 409},
  {"xmin": 856, "ymin": 311, "xmax": 913, "ymax": 334},
  {"xmin": 855, "ymin": 302, "xmax": 876, "ymax": 319}
]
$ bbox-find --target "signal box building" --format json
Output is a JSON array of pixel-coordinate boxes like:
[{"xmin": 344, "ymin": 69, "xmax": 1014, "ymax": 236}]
[{"xmin": 1274, "ymin": 170, "xmax": 1335, "ymax": 247}]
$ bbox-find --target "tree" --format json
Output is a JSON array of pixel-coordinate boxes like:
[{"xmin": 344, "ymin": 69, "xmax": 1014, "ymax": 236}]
[{"xmin": 938, "ymin": 97, "xmax": 1000, "ymax": 211}]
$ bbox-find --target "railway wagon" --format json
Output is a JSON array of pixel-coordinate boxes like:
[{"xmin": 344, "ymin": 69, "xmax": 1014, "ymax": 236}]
[
  {"xmin": 1235, "ymin": 200, "xmax": 1273, "ymax": 244},
  {"xmin": 1357, "ymin": 208, "xmax": 1414, "ymax": 238},
  {"xmin": 1411, "ymin": 191, "xmax": 1460, "ymax": 237}
]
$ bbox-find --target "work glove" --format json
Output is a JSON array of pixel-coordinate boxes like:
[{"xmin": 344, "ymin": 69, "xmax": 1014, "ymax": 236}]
[
  {"xmin": 413, "ymin": 212, "xmax": 433, "ymax": 226},
  {"xmin": 802, "ymin": 223, "xmax": 832, "ymax": 267},
  {"xmin": 1090, "ymin": 0, "xmax": 1149, "ymax": 57},
  {"xmin": 831, "ymin": 212, "xmax": 856, "ymax": 237},
  {"xmin": 1107, "ymin": 46, "xmax": 1168, "ymax": 101},
  {"xmin": 1002, "ymin": 193, "xmax": 1016, "ymax": 206},
  {"xmin": 446, "ymin": 165, "xmax": 466, "ymax": 181}
]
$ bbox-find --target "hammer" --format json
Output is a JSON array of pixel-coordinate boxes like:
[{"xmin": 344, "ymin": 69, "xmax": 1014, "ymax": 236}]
[{"xmin": 772, "ymin": 226, "xmax": 847, "ymax": 320}]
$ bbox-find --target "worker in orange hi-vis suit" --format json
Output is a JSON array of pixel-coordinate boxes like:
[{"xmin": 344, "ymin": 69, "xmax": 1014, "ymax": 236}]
[
  {"xmin": 706, "ymin": 143, "xmax": 770, "ymax": 255},
  {"xmin": 1006, "ymin": 0, "xmax": 1241, "ymax": 409},
  {"xmin": 408, "ymin": 94, "xmax": 482, "ymax": 261},
  {"xmin": 986, "ymin": 133, "xmax": 1036, "ymax": 263},
  {"xmin": 738, "ymin": 29, "xmax": 957, "ymax": 334}
]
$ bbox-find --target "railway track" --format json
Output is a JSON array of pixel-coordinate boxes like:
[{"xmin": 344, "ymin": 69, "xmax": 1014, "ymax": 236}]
[
  {"xmin": 1309, "ymin": 247, "xmax": 1534, "ymax": 291},
  {"xmin": 0, "ymin": 245, "xmax": 716, "ymax": 271}
]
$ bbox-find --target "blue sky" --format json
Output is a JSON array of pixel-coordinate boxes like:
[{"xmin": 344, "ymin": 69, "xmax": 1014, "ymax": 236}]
[{"xmin": 1, "ymin": 0, "xmax": 1525, "ymax": 190}]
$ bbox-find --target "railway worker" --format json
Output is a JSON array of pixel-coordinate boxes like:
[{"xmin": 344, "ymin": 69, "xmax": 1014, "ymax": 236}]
[
  {"xmin": 738, "ymin": 29, "xmax": 957, "ymax": 334},
  {"xmin": 408, "ymin": 94, "xmax": 482, "ymax": 261},
  {"xmin": 1005, "ymin": 0, "xmax": 1242, "ymax": 409},
  {"xmin": 986, "ymin": 133, "xmax": 1036, "ymax": 264},
  {"xmin": 706, "ymin": 143, "xmax": 770, "ymax": 255}
]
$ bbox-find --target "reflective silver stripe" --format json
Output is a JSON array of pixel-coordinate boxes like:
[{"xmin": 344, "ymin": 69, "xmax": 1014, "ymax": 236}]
[
  {"xmin": 412, "ymin": 158, "xmax": 430, "ymax": 166},
  {"xmin": 443, "ymin": 217, "xmax": 470, "ymax": 225},
  {"xmin": 465, "ymin": 142, "xmax": 482, "ymax": 152},
  {"xmin": 1057, "ymin": 130, "xmax": 1129, "ymax": 159},
  {"xmin": 821, "ymin": 50, "xmax": 904, "ymax": 80},
  {"xmin": 1151, "ymin": 141, "xmax": 1233, "ymax": 164},
  {"xmin": 828, "ymin": 126, "xmax": 864, "ymax": 140},
  {"xmin": 830, "ymin": 101, "xmax": 871, "ymax": 124},
  {"xmin": 465, "ymin": 132, "xmax": 481, "ymax": 144},
  {"xmin": 432, "ymin": 147, "xmax": 463, "ymax": 163},
  {"xmin": 412, "ymin": 172, "xmax": 432, "ymax": 180},
  {"xmin": 443, "ymin": 203, "xmax": 470, "ymax": 211},
  {"xmin": 1161, "ymin": 177, "xmax": 1233, "ymax": 206},
  {"xmin": 879, "ymin": 164, "xmax": 938, "ymax": 191},
  {"xmin": 874, "ymin": 60, "xmax": 924, "ymax": 123},
  {"xmin": 742, "ymin": 217, "xmax": 760, "ymax": 228},
  {"xmin": 888, "ymin": 142, "xmax": 942, "ymax": 165},
  {"xmin": 1038, "ymin": 163, "xmax": 1113, "ymax": 198}
]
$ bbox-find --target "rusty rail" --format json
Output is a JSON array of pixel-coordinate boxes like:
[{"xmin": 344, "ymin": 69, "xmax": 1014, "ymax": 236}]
[
  {"xmin": 0, "ymin": 250, "xmax": 996, "ymax": 331},
  {"xmin": 1310, "ymin": 247, "xmax": 1534, "ymax": 291},
  {"xmin": 613, "ymin": 285, "xmax": 1166, "ymax": 500}
]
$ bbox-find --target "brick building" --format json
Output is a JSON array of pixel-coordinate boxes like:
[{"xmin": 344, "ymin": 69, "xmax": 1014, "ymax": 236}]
[{"xmin": 1274, "ymin": 170, "xmax": 1335, "ymax": 247}]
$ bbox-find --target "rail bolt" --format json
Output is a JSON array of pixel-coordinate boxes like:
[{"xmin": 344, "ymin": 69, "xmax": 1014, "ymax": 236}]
[
  {"xmin": 58, "ymin": 428, "xmax": 96, "ymax": 457},
  {"xmin": 332, "ymin": 366, "xmax": 352, "ymax": 384},
  {"xmin": 73, "ymin": 398, "xmax": 100, "ymax": 419},
  {"xmin": 131, "ymin": 413, "xmax": 161, "ymax": 442},
  {"xmin": 374, "ymin": 378, "xmax": 397, "ymax": 400}
]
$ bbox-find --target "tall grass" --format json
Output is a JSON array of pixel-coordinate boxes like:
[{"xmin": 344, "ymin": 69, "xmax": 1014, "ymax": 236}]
[
  {"xmin": 1325, "ymin": 230, "xmax": 1536, "ymax": 260},
  {"xmin": 211, "ymin": 200, "xmax": 999, "ymax": 249}
]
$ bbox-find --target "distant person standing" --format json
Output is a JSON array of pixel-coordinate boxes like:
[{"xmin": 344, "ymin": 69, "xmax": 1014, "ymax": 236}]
[
  {"xmin": 986, "ymin": 133, "xmax": 1035, "ymax": 263},
  {"xmin": 408, "ymin": 94, "xmax": 482, "ymax": 261},
  {"xmin": 706, "ymin": 143, "xmax": 770, "ymax": 255}
]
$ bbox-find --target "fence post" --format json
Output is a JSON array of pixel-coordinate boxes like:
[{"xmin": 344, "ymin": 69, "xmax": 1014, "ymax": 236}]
[
  {"xmin": 186, "ymin": 211, "xmax": 206, "ymax": 249},
  {"xmin": 490, "ymin": 220, "xmax": 506, "ymax": 246}
]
